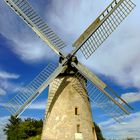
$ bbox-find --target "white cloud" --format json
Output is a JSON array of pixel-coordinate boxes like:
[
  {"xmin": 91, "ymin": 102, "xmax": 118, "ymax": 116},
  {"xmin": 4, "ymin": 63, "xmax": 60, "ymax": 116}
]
[
  {"xmin": 0, "ymin": 79, "xmax": 20, "ymax": 94},
  {"xmin": 121, "ymin": 92, "xmax": 140, "ymax": 103},
  {"xmin": 0, "ymin": 0, "xmax": 57, "ymax": 63},
  {"xmin": 46, "ymin": 0, "xmax": 140, "ymax": 90},
  {"xmin": 0, "ymin": 88, "xmax": 6, "ymax": 96},
  {"xmin": 46, "ymin": 0, "xmax": 111, "ymax": 42},
  {"xmin": 1, "ymin": 1, "xmax": 140, "ymax": 139},
  {"xmin": 1, "ymin": 0, "xmax": 140, "ymax": 90},
  {"xmin": 99, "ymin": 111, "xmax": 140, "ymax": 139},
  {"xmin": 28, "ymin": 100, "xmax": 46, "ymax": 110},
  {"xmin": 0, "ymin": 0, "xmax": 113, "ymax": 62},
  {"xmin": 0, "ymin": 71, "xmax": 21, "ymax": 95},
  {"xmin": 77, "ymin": 0, "xmax": 140, "ymax": 89},
  {"xmin": 0, "ymin": 116, "xmax": 9, "ymax": 140},
  {"xmin": 24, "ymin": 0, "xmax": 140, "ymax": 89},
  {"xmin": 85, "ymin": 25, "xmax": 140, "ymax": 89},
  {"xmin": 0, "ymin": 71, "xmax": 20, "ymax": 79}
]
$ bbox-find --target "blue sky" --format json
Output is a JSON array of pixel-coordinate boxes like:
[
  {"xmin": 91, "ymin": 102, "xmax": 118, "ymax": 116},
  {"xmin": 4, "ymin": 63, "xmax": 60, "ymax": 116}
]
[{"xmin": 0, "ymin": 0, "xmax": 140, "ymax": 139}]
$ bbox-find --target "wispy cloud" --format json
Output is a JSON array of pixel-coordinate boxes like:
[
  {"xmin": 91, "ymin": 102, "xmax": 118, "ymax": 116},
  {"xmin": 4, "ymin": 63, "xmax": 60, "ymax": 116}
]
[
  {"xmin": 78, "ymin": 0, "xmax": 140, "ymax": 89},
  {"xmin": 45, "ymin": 0, "xmax": 111, "ymax": 44},
  {"xmin": 0, "ymin": 0, "xmax": 57, "ymax": 63},
  {"xmin": 99, "ymin": 111, "xmax": 140, "ymax": 139},
  {"xmin": 47, "ymin": 0, "xmax": 140, "ymax": 90},
  {"xmin": 0, "ymin": 79, "xmax": 20, "ymax": 93},
  {"xmin": 0, "ymin": 1, "xmax": 140, "ymax": 139},
  {"xmin": 121, "ymin": 92, "xmax": 140, "ymax": 103},
  {"xmin": 0, "ymin": 70, "xmax": 21, "ymax": 95},
  {"xmin": 0, "ymin": 0, "xmax": 115, "ymax": 62},
  {"xmin": 1, "ymin": 0, "xmax": 140, "ymax": 91},
  {"xmin": 0, "ymin": 116, "xmax": 9, "ymax": 140},
  {"xmin": 28, "ymin": 100, "xmax": 47, "ymax": 110},
  {"xmin": 0, "ymin": 71, "xmax": 20, "ymax": 79},
  {"xmin": 0, "ymin": 88, "xmax": 6, "ymax": 96}
]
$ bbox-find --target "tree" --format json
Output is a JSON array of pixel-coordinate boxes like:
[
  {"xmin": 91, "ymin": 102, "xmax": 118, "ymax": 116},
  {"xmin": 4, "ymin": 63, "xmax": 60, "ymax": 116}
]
[
  {"xmin": 94, "ymin": 122, "xmax": 105, "ymax": 140},
  {"xmin": 21, "ymin": 118, "xmax": 43, "ymax": 138},
  {"xmin": 3, "ymin": 116, "xmax": 43, "ymax": 140},
  {"xmin": 4, "ymin": 116, "xmax": 104, "ymax": 140},
  {"xmin": 3, "ymin": 116, "xmax": 22, "ymax": 140},
  {"xmin": 126, "ymin": 138, "xmax": 134, "ymax": 140}
]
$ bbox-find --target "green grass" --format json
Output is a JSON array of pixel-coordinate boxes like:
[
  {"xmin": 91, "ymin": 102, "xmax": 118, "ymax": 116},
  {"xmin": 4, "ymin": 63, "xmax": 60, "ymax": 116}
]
[{"xmin": 26, "ymin": 135, "xmax": 41, "ymax": 140}]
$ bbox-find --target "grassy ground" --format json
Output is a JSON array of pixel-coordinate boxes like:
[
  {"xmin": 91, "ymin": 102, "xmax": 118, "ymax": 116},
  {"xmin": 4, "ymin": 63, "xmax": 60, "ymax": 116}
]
[{"xmin": 27, "ymin": 135, "xmax": 41, "ymax": 140}]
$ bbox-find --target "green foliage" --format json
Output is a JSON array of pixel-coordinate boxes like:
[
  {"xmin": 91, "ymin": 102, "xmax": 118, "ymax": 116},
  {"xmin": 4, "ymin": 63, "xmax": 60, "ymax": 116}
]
[
  {"xmin": 4, "ymin": 116, "xmax": 104, "ymax": 140},
  {"xmin": 3, "ymin": 116, "xmax": 43, "ymax": 140},
  {"xmin": 126, "ymin": 138, "xmax": 135, "ymax": 140},
  {"xmin": 94, "ymin": 122, "xmax": 105, "ymax": 140},
  {"xmin": 3, "ymin": 116, "xmax": 22, "ymax": 140},
  {"xmin": 26, "ymin": 135, "xmax": 41, "ymax": 140}
]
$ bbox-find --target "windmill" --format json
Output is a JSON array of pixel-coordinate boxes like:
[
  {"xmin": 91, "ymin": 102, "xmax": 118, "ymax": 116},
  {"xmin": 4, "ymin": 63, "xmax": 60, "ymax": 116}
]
[{"xmin": 3, "ymin": 0, "xmax": 136, "ymax": 139}]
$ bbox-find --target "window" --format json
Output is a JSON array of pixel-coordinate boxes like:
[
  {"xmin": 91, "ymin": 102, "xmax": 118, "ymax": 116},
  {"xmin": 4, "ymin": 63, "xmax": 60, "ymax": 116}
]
[
  {"xmin": 77, "ymin": 124, "xmax": 80, "ymax": 133},
  {"xmin": 75, "ymin": 107, "xmax": 79, "ymax": 115},
  {"xmin": 75, "ymin": 107, "xmax": 78, "ymax": 115}
]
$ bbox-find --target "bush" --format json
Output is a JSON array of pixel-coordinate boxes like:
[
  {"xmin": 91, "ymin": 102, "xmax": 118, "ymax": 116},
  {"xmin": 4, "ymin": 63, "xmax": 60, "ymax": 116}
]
[{"xmin": 3, "ymin": 116, "xmax": 43, "ymax": 140}]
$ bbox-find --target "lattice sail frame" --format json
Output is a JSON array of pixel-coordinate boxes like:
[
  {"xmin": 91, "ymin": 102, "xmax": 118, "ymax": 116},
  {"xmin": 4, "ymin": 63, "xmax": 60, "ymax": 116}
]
[
  {"xmin": 73, "ymin": 0, "xmax": 136, "ymax": 59},
  {"xmin": 2, "ymin": 0, "xmax": 136, "ymax": 121},
  {"xmin": 5, "ymin": 0, "xmax": 66, "ymax": 56},
  {"xmin": 72, "ymin": 72, "xmax": 133, "ymax": 122},
  {"xmin": 3, "ymin": 63, "xmax": 61, "ymax": 116}
]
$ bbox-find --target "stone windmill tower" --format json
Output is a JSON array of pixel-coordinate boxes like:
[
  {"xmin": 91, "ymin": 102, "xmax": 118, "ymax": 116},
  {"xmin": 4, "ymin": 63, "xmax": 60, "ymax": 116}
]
[{"xmin": 3, "ymin": 0, "xmax": 135, "ymax": 139}]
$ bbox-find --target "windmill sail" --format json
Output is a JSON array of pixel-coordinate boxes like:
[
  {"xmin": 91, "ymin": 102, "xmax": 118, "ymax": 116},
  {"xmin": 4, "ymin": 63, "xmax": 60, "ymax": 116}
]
[
  {"xmin": 72, "ymin": 62, "xmax": 133, "ymax": 122},
  {"xmin": 4, "ymin": 0, "xmax": 66, "ymax": 57},
  {"xmin": 3, "ymin": 0, "xmax": 136, "ymax": 125},
  {"xmin": 72, "ymin": 0, "xmax": 136, "ymax": 59},
  {"xmin": 86, "ymin": 81, "xmax": 133, "ymax": 122},
  {"xmin": 3, "ymin": 63, "xmax": 65, "ymax": 117}
]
